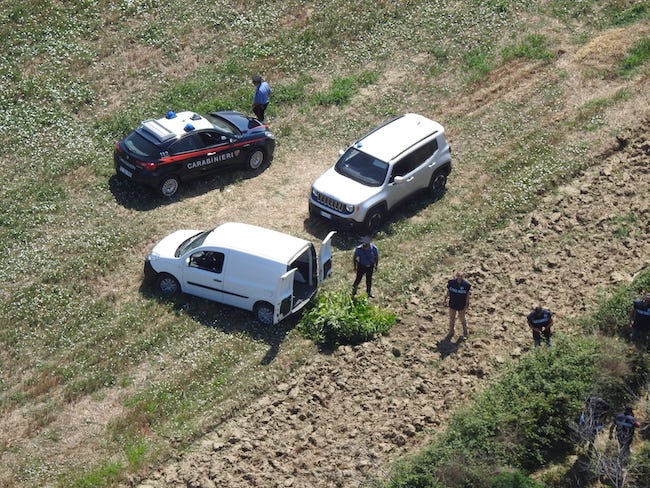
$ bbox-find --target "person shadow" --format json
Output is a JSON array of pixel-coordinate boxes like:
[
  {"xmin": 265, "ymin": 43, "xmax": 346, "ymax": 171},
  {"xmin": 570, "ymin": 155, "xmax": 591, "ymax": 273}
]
[{"xmin": 435, "ymin": 331, "xmax": 466, "ymax": 359}]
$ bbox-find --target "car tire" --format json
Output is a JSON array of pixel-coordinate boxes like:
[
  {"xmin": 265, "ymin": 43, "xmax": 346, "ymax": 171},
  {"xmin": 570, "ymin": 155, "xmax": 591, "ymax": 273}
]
[
  {"xmin": 159, "ymin": 176, "xmax": 180, "ymax": 198},
  {"xmin": 254, "ymin": 301, "xmax": 274, "ymax": 325},
  {"xmin": 246, "ymin": 148, "xmax": 266, "ymax": 170},
  {"xmin": 157, "ymin": 273, "xmax": 181, "ymax": 297},
  {"xmin": 364, "ymin": 207, "xmax": 385, "ymax": 233},
  {"xmin": 430, "ymin": 171, "xmax": 448, "ymax": 200}
]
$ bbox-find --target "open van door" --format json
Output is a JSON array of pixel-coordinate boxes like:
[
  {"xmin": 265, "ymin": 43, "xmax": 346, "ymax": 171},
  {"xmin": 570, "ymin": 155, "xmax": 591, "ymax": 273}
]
[
  {"xmin": 274, "ymin": 268, "xmax": 297, "ymax": 323},
  {"xmin": 318, "ymin": 231, "xmax": 336, "ymax": 284}
]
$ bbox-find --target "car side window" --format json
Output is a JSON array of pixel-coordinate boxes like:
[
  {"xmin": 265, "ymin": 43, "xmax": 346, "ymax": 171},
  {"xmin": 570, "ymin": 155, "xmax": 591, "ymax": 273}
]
[
  {"xmin": 391, "ymin": 139, "xmax": 440, "ymax": 181},
  {"xmin": 199, "ymin": 131, "xmax": 226, "ymax": 148},
  {"xmin": 391, "ymin": 155, "xmax": 417, "ymax": 180},
  {"xmin": 169, "ymin": 134, "xmax": 202, "ymax": 154},
  {"xmin": 189, "ymin": 251, "xmax": 225, "ymax": 273},
  {"xmin": 411, "ymin": 139, "xmax": 439, "ymax": 168}
]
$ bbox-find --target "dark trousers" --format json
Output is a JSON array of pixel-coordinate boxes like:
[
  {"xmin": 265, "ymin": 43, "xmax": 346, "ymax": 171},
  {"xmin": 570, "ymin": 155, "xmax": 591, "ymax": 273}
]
[
  {"xmin": 353, "ymin": 265, "xmax": 374, "ymax": 294},
  {"xmin": 253, "ymin": 102, "xmax": 269, "ymax": 121},
  {"xmin": 532, "ymin": 327, "xmax": 551, "ymax": 347}
]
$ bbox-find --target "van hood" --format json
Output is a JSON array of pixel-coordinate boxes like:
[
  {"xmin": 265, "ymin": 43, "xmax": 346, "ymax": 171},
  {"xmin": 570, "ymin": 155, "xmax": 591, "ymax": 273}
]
[
  {"xmin": 149, "ymin": 229, "xmax": 202, "ymax": 259},
  {"xmin": 312, "ymin": 167, "xmax": 381, "ymax": 205}
]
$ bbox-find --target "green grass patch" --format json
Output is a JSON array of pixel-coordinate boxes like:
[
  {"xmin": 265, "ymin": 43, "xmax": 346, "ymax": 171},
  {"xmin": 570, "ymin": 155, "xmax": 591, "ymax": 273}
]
[
  {"xmin": 502, "ymin": 34, "xmax": 555, "ymax": 62},
  {"xmin": 619, "ymin": 37, "xmax": 650, "ymax": 76},
  {"xmin": 311, "ymin": 70, "xmax": 378, "ymax": 106}
]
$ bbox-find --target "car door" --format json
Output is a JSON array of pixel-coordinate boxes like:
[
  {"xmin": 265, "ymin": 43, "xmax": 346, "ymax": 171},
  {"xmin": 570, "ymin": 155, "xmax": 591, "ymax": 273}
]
[
  {"xmin": 274, "ymin": 268, "xmax": 297, "ymax": 324},
  {"xmin": 386, "ymin": 155, "xmax": 418, "ymax": 208},
  {"xmin": 196, "ymin": 130, "xmax": 239, "ymax": 173},
  {"xmin": 318, "ymin": 231, "xmax": 336, "ymax": 284},
  {"xmin": 181, "ymin": 249, "xmax": 225, "ymax": 302}
]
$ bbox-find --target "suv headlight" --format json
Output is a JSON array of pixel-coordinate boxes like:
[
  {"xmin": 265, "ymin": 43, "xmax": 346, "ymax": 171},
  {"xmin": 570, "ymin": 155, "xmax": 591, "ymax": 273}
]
[
  {"xmin": 344, "ymin": 203, "xmax": 355, "ymax": 213},
  {"xmin": 311, "ymin": 187, "xmax": 320, "ymax": 199}
]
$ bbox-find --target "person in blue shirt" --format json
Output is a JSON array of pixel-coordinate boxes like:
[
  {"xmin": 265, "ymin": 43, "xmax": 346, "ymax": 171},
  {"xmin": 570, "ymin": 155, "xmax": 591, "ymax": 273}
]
[
  {"xmin": 527, "ymin": 305, "xmax": 553, "ymax": 347},
  {"xmin": 251, "ymin": 74, "xmax": 271, "ymax": 121},
  {"xmin": 443, "ymin": 271, "xmax": 471, "ymax": 338},
  {"xmin": 609, "ymin": 406, "xmax": 640, "ymax": 464},
  {"xmin": 352, "ymin": 236, "xmax": 379, "ymax": 298},
  {"xmin": 630, "ymin": 293, "xmax": 650, "ymax": 346}
]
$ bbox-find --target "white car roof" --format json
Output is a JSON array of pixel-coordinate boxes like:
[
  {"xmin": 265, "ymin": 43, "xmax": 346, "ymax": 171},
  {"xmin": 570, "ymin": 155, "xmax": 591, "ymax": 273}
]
[
  {"xmin": 141, "ymin": 111, "xmax": 214, "ymax": 142},
  {"xmin": 204, "ymin": 222, "xmax": 311, "ymax": 263},
  {"xmin": 355, "ymin": 113, "xmax": 444, "ymax": 162}
]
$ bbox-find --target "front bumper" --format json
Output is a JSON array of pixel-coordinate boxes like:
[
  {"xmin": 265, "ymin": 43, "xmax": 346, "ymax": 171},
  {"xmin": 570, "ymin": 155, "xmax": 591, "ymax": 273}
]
[{"xmin": 309, "ymin": 201, "xmax": 359, "ymax": 231}]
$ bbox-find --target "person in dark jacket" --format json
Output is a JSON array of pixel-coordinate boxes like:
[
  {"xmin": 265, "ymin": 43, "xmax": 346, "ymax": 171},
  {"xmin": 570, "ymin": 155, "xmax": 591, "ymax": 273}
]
[
  {"xmin": 609, "ymin": 406, "xmax": 640, "ymax": 464},
  {"xmin": 630, "ymin": 293, "xmax": 650, "ymax": 345},
  {"xmin": 443, "ymin": 271, "xmax": 471, "ymax": 337},
  {"xmin": 352, "ymin": 236, "xmax": 379, "ymax": 298},
  {"xmin": 527, "ymin": 305, "xmax": 553, "ymax": 347}
]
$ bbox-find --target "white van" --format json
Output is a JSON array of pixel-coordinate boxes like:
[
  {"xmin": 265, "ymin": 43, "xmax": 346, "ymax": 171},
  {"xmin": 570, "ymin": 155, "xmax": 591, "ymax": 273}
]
[{"xmin": 144, "ymin": 222, "xmax": 336, "ymax": 324}]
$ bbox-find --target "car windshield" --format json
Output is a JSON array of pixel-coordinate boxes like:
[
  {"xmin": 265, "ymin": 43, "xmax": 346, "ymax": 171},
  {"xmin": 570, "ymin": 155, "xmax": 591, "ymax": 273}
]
[
  {"xmin": 123, "ymin": 131, "xmax": 159, "ymax": 158},
  {"xmin": 334, "ymin": 147, "xmax": 388, "ymax": 187},
  {"xmin": 175, "ymin": 230, "xmax": 210, "ymax": 257},
  {"xmin": 204, "ymin": 113, "xmax": 239, "ymax": 136}
]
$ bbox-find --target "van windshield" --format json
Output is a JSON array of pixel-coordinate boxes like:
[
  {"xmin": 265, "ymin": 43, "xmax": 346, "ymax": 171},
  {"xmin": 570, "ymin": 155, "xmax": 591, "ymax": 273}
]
[
  {"xmin": 176, "ymin": 230, "xmax": 210, "ymax": 257},
  {"xmin": 334, "ymin": 147, "xmax": 388, "ymax": 187}
]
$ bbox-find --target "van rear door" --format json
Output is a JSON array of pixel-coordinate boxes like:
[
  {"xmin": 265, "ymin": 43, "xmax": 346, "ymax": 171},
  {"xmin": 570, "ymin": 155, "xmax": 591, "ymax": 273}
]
[
  {"xmin": 318, "ymin": 231, "xmax": 336, "ymax": 284},
  {"xmin": 274, "ymin": 268, "xmax": 297, "ymax": 323}
]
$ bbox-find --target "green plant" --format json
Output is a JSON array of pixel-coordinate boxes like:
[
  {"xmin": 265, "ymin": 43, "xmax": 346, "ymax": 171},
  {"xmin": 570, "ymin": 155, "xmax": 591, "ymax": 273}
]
[
  {"xmin": 502, "ymin": 34, "xmax": 554, "ymax": 62},
  {"xmin": 298, "ymin": 290, "xmax": 396, "ymax": 348},
  {"xmin": 619, "ymin": 37, "xmax": 650, "ymax": 76},
  {"xmin": 464, "ymin": 48, "xmax": 493, "ymax": 81}
]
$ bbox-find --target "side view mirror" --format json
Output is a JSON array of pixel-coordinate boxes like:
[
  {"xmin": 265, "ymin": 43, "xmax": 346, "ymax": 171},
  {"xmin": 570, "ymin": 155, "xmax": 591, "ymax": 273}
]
[
  {"xmin": 393, "ymin": 175, "xmax": 405, "ymax": 184},
  {"xmin": 338, "ymin": 149, "xmax": 345, "ymax": 156}
]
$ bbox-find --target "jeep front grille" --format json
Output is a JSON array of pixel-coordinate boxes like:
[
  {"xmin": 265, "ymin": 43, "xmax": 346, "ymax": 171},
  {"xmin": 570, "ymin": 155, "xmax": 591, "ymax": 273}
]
[{"xmin": 315, "ymin": 194, "xmax": 349, "ymax": 214}]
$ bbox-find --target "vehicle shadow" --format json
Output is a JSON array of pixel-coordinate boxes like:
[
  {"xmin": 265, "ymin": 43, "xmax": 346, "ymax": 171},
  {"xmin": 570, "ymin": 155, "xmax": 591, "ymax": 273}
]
[
  {"xmin": 303, "ymin": 188, "xmax": 447, "ymax": 250},
  {"xmin": 139, "ymin": 281, "xmax": 298, "ymax": 365},
  {"xmin": 109, "ymin": 163, "xmax": 270, "ymax": 211}
]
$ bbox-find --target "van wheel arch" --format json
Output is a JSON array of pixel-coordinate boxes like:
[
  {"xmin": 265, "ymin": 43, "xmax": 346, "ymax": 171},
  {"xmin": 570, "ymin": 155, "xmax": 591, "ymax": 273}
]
[
  {"xmin": 157, "ymin": 273, "xmax": 181, "ymax": 297},
  {"xmin": 254, "ymin": 301, "xmax": 274, "ymax": 325}
]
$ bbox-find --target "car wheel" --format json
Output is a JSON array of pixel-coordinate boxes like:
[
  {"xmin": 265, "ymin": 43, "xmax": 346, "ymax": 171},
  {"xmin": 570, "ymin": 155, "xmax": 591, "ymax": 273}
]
[
  {"xmin": 430, "ymin": 172, "xmax": 447, "ymax": 200},
  {"xmin": 159, "ymin": 176, "xmax": 180, "ymax": 198},
  {"xmin": 157, "ymin": 273, "xmax": 180, "ymax": 297},
  {"xmin": 364, "ymin": 207, "xmax": 384, "ymax": 233},
  {"xmin": 246, "ymin": 148, "xmax": 266, "ymax": 170},
  {"xmin": 254, "ymin": 302, "xmax": 274, "ymax": 325}
]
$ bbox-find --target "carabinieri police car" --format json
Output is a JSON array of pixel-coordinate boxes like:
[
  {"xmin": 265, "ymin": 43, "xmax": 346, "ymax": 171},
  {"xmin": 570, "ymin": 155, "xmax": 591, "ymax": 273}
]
[{"xmin": 114, "ymin": 110, "xmax": 275, "ymax": 197}]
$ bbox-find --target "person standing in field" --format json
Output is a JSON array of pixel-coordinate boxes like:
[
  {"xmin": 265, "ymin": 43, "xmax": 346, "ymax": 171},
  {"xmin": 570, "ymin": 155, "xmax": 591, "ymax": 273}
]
[
  {"xmin": 251, "ymin": 74, "xmax": 271, "ymax": 122},
  {"xmin": 443, "ymin": 271, "xmax": 471, "ymax": 338},
  {"xmin": 630, "ymin": 292, "xmax": 650, "ymax": 346},
  {"xmin": 352, "ymin": 236, "xmax": 379, "ymax": 298},
  {"xmin": 609, "ymin": 406, "xmax": 640, "ymax": 464}
]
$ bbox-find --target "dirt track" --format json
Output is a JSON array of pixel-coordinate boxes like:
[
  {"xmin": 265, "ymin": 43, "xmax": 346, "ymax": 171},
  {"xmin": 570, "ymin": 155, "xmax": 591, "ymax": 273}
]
[{"xmin": 127, "ymin": 115, "xmax": 649, "ymax": 487}]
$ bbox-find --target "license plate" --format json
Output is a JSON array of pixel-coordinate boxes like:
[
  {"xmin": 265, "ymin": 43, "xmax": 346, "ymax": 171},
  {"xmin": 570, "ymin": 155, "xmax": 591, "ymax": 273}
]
[
  {"xmin": 119, "ymin": 166, "xmax": 133, "ymax": 178},
  {"xmin": 320, "ymin": 210, "xmax": 332, "ymax": 219}
]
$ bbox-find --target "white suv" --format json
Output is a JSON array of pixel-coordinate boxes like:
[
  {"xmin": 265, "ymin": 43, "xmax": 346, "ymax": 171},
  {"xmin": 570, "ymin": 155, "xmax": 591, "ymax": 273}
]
[{"xmin": 309, "ymin": 113, "xmax": 451, "ymax": 232}]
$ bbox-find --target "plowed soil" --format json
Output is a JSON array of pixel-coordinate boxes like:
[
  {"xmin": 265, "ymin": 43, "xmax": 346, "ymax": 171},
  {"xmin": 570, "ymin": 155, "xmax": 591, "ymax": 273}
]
[{"xmin": 128, "ymin": 112, "xmax": 650, "ymax": 488}]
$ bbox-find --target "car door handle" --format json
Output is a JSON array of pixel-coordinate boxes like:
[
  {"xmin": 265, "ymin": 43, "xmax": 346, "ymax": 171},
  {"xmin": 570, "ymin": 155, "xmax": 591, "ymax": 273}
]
[
  {"xmin": 213, "ymin": 278, "xmax": 222, "ymax": 282},
  {"xmin": 406, "ymin": 176, "xmax": 414, "ymax": 182},
  {"xmin": 207, "ymin": 152, "xmax": 216, "ymax": 156}
]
